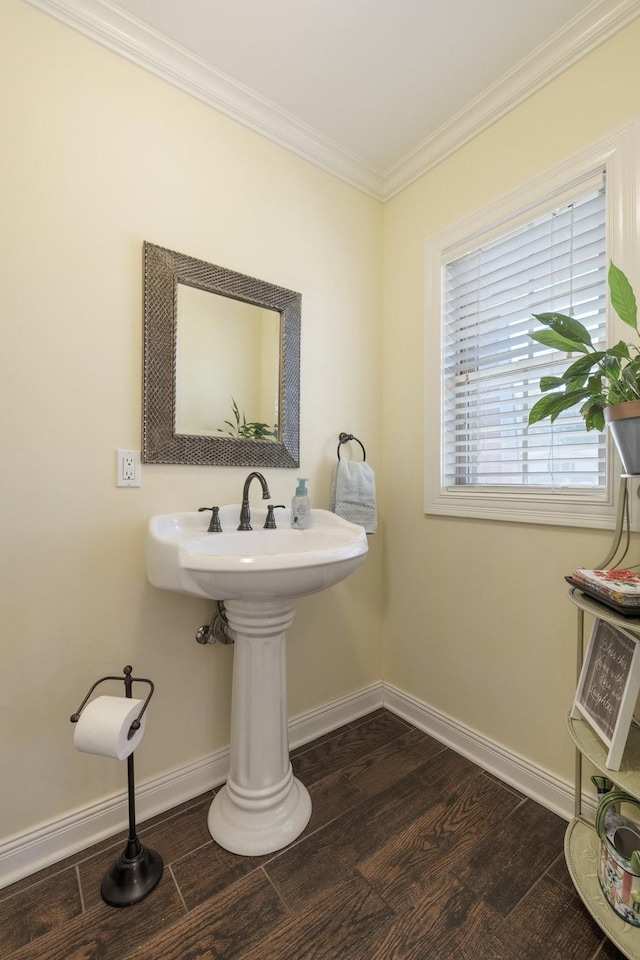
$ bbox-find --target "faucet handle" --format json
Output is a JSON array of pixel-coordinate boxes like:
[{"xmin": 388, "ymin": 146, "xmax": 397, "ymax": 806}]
[
  {"xmin": 264, "ymin": 505, "xmax": 285, "ymax": 529},
  {"xmin": 198, "ymin": 506, "xmax": 222, "ymax": 532}
]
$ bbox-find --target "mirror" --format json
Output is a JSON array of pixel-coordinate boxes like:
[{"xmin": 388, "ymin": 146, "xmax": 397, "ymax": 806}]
[
  {"xmin": 175, "ymin": 284, "xmax": 281, "ymax": 439},
  {"xmin": 143, "ymin": 242, "xmax": 300, "ymax": 467}
]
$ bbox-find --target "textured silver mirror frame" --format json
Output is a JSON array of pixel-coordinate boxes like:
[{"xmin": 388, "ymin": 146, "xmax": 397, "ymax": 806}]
[{"xmin": 143, "ymin": 242, "xmax": 300, "ymax": 468}]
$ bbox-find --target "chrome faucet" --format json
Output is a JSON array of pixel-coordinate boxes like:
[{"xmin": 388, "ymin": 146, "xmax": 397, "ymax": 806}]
[{"xmin": 238, "ymin": 472, "xmax": 271, "ymax": 530}]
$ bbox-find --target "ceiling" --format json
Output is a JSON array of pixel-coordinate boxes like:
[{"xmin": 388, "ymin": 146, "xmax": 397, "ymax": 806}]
[{"xmin": 27, "ymin": 0, "xmax": 640, "ymax": 198}]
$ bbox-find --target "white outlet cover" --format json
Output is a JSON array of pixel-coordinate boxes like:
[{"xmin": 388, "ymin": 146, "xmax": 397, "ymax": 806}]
[{"xmin": 117, "ymin": 449, "xmax": 141, "ymax": 487}]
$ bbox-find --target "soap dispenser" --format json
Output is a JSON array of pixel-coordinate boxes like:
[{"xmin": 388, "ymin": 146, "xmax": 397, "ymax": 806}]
[{"xmin": 291, "ymin": 478, "xmax": 311, "ymax": 529}]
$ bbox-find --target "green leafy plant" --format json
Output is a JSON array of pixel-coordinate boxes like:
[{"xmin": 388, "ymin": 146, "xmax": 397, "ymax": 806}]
[
  {"xmin": 217, "ymin": 397, "xmax": 278, "ymax": 441},
  {"xmin": 528, "ymin": 262, "xmax": 639, "ymax": 431}
]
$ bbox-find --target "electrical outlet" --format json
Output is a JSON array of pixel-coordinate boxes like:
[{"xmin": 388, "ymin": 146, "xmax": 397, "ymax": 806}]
[{"xmin": 116, "ymin": 449, "xmax": 141, "ymax": 487}]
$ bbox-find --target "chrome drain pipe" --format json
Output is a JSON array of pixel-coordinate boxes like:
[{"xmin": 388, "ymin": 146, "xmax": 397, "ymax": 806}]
[{"xmin": 195, "ymin": 601, "xmax": 235, "ymax": 645}]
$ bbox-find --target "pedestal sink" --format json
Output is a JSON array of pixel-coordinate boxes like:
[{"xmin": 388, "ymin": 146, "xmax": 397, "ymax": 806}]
[{"xmin": 146, "ymin": 504, "xmax": 368, "ymax": 855}]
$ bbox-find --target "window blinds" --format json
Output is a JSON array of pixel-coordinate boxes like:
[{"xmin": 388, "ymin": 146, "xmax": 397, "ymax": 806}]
[{"xmin": 442, "ymin": 173, "xmax": 607, "ymax": 490}]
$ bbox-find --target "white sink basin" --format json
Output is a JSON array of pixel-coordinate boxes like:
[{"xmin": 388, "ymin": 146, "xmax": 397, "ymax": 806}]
[
  {"xmin": 146, "ymin": 505, "xmax": 368, "ymax": 600},
  {"xmin": 146, "ymin": 498, "xmax": 368, "ymax": 856}
]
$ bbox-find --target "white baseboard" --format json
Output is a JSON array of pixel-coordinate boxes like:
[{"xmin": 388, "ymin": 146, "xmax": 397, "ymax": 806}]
[
  {"xmin": 0, "ymin": 683, "xmax": 384, "ymax": 890},
  {"xmin": 0, "ymin": 680, "xmax": 582, "ymax": 890},
  {"xmin": 288, "ymin": 682, "xmax": 385, "ymax": 750},
  {"xmin": 383, "ymin": 682, "xmax": 581, "ymax": 821}
]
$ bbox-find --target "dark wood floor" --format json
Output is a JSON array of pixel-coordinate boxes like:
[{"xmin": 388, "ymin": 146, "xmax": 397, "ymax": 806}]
[{"xmin": 0, "ymin": 710, "xmax": 627, "ymax": 959}]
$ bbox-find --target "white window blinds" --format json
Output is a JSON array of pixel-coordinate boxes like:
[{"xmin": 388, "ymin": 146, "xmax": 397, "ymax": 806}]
[{"xmin": 442, "ymin": 172, "xmax": 607, "ymax": 490}]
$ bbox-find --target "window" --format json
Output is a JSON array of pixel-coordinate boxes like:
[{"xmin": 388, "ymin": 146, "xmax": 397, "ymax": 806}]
[
  {"xmin": 424, "ymin": 124, "xmax": 636, "ymax": 528},
  {"xmin": 443, "ymin": 174, "xmax": 606, "ymax": 492}
]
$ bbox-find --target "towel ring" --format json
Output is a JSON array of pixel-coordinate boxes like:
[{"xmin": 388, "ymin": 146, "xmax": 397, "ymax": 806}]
[{"xmin": 337, "ymin": 432, "xmax": 366, "ymax": 461}]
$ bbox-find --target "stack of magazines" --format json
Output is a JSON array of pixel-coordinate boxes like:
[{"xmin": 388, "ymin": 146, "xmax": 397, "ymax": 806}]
[{"xmin": 566, "ymin": 568, "xmax": 640, "ymax": 615}]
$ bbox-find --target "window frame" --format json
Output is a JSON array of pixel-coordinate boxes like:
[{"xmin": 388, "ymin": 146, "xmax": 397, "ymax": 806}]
[{"xmin": 424, "ymin": 121, "xmax": 639, "ymax": 529}]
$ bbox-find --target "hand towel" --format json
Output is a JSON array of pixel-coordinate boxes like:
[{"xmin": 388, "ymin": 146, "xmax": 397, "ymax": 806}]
[{"xmin": 330, "ymin": 458, "xmax": 377, "ymax": 533}]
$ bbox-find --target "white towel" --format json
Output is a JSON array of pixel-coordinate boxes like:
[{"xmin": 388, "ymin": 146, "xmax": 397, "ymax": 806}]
[{"xmin": 330, "ymin": 458, "xmax": 377, "ymax": 534}]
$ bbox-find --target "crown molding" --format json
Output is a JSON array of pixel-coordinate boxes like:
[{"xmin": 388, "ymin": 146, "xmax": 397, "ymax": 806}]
[
  {"xmin": 23, "ymin": 0, "xmax": 384, "ymax": 199},
  {"xmin": 382, "ymin": 0, "xmax": 640, "ymax": 200},
  {"xmin": 23, "ymin": 0, "xmax": 640, "ymax": 203}
]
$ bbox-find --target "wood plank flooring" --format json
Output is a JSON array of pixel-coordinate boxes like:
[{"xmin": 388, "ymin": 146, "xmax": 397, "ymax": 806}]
[{"xmin": 0, "ymin": 710, "xmax": 626, "ymax": 959}]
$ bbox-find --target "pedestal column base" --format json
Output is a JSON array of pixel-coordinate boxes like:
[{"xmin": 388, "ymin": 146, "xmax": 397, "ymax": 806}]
[
  {"xmin": 208, "ymin": 767, "xmax": 311, "ymax": 856},
  {"xmin": 207, "ymin": 597, "xmax": 312, "ymax": 856}
]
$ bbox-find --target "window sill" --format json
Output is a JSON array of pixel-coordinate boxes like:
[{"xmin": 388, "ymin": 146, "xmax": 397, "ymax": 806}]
[{"xmin": 424, "ymin": 486, "xmax": 619, "ymax": 529}]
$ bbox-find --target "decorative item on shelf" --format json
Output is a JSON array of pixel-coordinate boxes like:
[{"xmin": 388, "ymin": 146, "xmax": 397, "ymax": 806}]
[
  {"xmin": 566, "ymin": 568, "xmax": 640, "ymax": 617},
  {"xmin": 70, "ymin": 666, "xmax": 162, "ymax": 907},
  {"xmin": 528, "ymin": 262, "xmax": 640, "ymax": 474},
  {"xmin": 596, "ymin": 789, "xmax": 640, "ymax": 926},
  {"xmin": 570, "ymin": 619, "xmax": 640, "ymax": 770},
  {"xmin": 592, "ymin": 774, "xmax": 615, "ymax": 797},
  {"xmin": 566, "ymin": 474, "xmax": 640, "ymax": 617}
]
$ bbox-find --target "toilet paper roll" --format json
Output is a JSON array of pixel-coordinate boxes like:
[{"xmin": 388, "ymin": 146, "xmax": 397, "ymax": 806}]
[{"xmin": 73, "ymin": 695, "xmax": 146, "ymax": 760}]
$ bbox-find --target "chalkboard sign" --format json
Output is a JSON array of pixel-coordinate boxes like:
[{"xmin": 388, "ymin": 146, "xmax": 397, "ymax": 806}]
[{"xmin": 571, "ymin": 617, "xmax": 640, "ymax": 770}]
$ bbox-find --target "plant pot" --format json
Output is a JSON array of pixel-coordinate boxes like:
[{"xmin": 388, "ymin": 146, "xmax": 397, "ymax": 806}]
[{"xmin": 604, "ymin": 402, "xmax": 640, "ymax": 475}]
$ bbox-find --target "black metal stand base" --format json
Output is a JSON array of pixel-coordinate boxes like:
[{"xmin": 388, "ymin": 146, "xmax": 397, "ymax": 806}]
[{"xmin": 101, "ymin": 838, "xmax": 163, "ymax": 907}]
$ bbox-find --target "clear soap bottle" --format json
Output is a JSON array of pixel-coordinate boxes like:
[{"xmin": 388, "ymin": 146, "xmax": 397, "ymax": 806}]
[{"xmin": 291, "ymin": 478, "xmax": 311, "ymax": 529}]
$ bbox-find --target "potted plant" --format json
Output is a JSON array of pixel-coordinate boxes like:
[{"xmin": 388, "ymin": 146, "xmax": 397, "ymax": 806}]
[{"xmin": 528, "ymin": 262, "xmax": 640, "ymax": 474}]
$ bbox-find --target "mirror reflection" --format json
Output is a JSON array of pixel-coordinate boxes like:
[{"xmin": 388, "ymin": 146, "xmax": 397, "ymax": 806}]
[
  {"xmin": 175, "ymin": 284, "xmax": 281, "ymax": 440},
  {"xmin": 143, "ymin": 242, "xmax": 301, "ymax": 468}
]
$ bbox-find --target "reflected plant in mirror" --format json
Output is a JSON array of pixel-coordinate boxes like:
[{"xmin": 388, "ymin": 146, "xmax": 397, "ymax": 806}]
[
  {"xmin": 217, "ymin": 397, "xmax": 278, "ymax": 441},
  {"xmin": 143, "ymin": 242, "xmax": 300, "ymax": 468}
]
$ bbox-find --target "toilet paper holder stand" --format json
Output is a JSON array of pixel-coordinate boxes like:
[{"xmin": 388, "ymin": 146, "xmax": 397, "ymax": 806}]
[
  {"xmin": 70, "ymin": 664, "xmax": 154, "ymax": 737},
  {"xmin": 70, "ymin": 665, "xmax": 163, "ymax": 907}
]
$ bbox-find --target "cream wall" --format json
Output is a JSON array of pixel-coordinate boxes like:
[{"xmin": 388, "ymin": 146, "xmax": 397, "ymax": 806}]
[
  {"xmin": 382, "ymin": 19, "xmax": 640, "ymax": 781},
  {"xmin": 0, "ymin": 0, "xmax": 383, "ymax": 847},
  {"xmin": 4, "ymin": 0, "xmax": 640, "ymax": 881}
]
